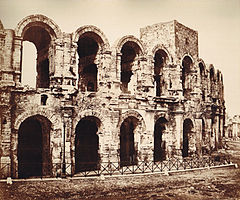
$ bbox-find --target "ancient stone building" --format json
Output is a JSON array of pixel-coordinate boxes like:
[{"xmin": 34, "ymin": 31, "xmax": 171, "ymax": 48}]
[
  {"xmin": 0, "ymin": 14, "xmax": 225, "ymax": 178},
  {"xmin": 225, "ymin": 115, "xmax": 240, "ymax": 138}
]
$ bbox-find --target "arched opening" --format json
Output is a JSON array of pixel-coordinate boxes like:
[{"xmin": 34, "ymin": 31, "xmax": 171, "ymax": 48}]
[
  {"xmin": 210, "ymin": 68, "xmax": 215, "ymax": 82},
  {"xmin": 210, "ymin": 68, "xmax": 215, "ymax": 96},
  {"xmin": 154, "ymin": 117, "xmax": 167, "ymax": 162},
  {"xmin": 154, "ymin": 50, "xmax": 168, "ymax": 96},
  {"xmin": 120, "ymin": 116, "xmax": 138, "ymax": 166},
  {"xmin": 17, "ymin": 115, "xmax": 51, "ymax": 178},
  {"xmin": 77, "ymin": 34, "xmax": 100, "ymax": 92},
  {"xmin": 182, "ymin": 118, "xmax": 193, "ymax": 157},
  {"xmin": 120, "ymin": 42, "xmax": 140, "ymax": 93},
  {"xmin": 182, "ymin": 56, "xmax": 193, "ymax": 98},
  {"xmin": 75, "ymin": 116, "xmax": 100, "ymax": 172},
  {"xmin": 199, "ymin": 63, "xmax": 205, "ymax": 100},
  {"xmin": 217, "ymin": 71, "xmax": 220, "ymax": 82},
  {"xmin": 202, "ymin": 119, "xmax": 206, "ymax": 141},
  {"xmin": 22, "ymin": 26, "xmax": 51, "ymax": 88},
  {"xmin": 22, "ymin": 41, "xmax": 37, "ymax": 87}
]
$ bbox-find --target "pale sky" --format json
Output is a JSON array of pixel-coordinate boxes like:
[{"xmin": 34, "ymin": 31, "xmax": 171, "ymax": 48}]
[{"xmin": 0, "ymin": 0, "xmax": 240, "ymax": 117}]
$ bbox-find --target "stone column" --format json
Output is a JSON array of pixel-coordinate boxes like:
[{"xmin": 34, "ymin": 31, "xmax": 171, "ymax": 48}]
[{"xmin": 174, "ymin": 111, "xmax": 184, "ymax": 157}]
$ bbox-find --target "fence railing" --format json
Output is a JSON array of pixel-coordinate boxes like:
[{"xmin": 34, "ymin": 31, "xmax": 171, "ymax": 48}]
[{"xmin": 0, "ymin": 155, "xmax": 231, "ymax": 179}]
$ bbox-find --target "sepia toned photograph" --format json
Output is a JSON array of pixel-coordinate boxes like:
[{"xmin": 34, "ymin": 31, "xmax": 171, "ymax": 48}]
[{"xmin": 0, "ymin": 0, "xmax": 240, "ymax": 199}]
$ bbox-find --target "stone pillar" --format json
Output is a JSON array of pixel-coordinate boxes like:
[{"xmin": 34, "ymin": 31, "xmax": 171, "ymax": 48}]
[
  {"xmin": 174, "ymin": 112, "xmax": 183, "ymax": 157},
  {"xmin": 1, "ymin": 30, "xmax": 16, "ymax": 87},
  {"xmin": 62, "ymin": 104, "xmax": 74, "ymax": 176},
  {"xmin": 116, "ymin": 52, "xmax": 122, "ymax": 81},
  {"xmin": 0, "ymin": 156, "xmax": 11, "ymax": 178},
  {"xmin": 98, "ymin": 50, "xmax": 112, "ymax": 94},
  {"xmin": 195, "ymin": 118, "xmax": 202, "ymax": 156},
  {"xmin": 50, "ymin": 38, "xmax": 64, "ymax": 88}
]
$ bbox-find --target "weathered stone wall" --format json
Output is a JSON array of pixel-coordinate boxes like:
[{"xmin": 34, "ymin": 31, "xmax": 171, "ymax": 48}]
[{"xmin": 0, "ymin": 15, "xmax": 226, "ymax": 178}]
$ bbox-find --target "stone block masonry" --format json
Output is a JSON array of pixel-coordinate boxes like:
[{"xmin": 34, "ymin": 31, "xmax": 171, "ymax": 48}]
[{"xmin": 0, "ymin": 14, "xmax": 225, "ymax": 178}]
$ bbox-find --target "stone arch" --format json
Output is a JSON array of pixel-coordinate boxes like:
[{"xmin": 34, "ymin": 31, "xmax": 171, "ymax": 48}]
[
  {"xmin": 154, "ymin": 113, "xmax": 169, "ymax": 122},
  {"xmin": 154, "ymin": 117, "xmax": 168, "ymax": 162},
  {"xmin": 198, "ymin": 59, "xmax": 206, "ymax": 76},
  {"xmin": 183, "ymin": 114, "xmax": 196, "ymax": 128},
  {"xmin": 74, "ymin": 26, "xmax": 110, "ymax": 92},
  {"xmin": 73, "ymin": 25, "xmax": 110, "ymax": 51},
  {"xmin": 115, "ymin": 36, "xmax": 145, "ymax": 93},
  {"xmin": 153, "ymin": 47, "xmax": 170, "ymax": 96},
  {"xmin": 74, "ymin": 115, "xmax": 101, "ymax": 172},
  {"xmin": 209, "ymin": 65, "xmax": 215, "ymax": 81},
  {"xmin": 151, "ymin": 44, "xmax": 172, "ymax": 63},
  {"xmin": 118, "ymin": 110, "xmax": 146, "ymax": 166},
  {"xmin": 14, "ymin": 109, "xmax": 59, "ymax": 131},
  {"xmin": 114, "ymin": 35, "xmax": 145, "ymax": 55},
  {"xmin": 182, "ymin": 118, "xmax": 194, "ymax": 157},
  {"xmin": 118, "ymin": 110, "xmax": 146, "ymax": 131},
  {"xmin": 181, "ymin": 55, "xmax": 194, "ymax": 99},
  {"xmin": 15, "ymin": 15, "xmax": 62, "ymax": 89},
  {"xmin": 15, "ymin": 14, "xmax": 61, "ymax": 39},
  {"xmin": 17, "ymin": 114, "xmax": 52, "ymax": 178},
  {"xmin": 180, "ymin": 53, "xmax": 194, "ymax": 68},
  {"xmin": 74, "ymin": 109, "xmax": 105, "ymax": 133}
]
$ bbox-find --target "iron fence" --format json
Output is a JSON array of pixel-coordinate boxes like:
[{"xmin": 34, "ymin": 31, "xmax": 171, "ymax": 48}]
[{"xmin": 0, "ymin": 155, "xmax": 231, "ymax": 179}]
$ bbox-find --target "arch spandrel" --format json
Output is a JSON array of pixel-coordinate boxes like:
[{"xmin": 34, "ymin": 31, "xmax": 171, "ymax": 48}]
[
  {"xmin": 114, "ymin": 35, "xmax": 146, "ymax": 56},
  {"xmin": 73, "ymin": 25, "xmax": 110, "ymax": 51},
  {"xmin": 15, "ymin": 14, "xmax": 62, "ymax": 39}
]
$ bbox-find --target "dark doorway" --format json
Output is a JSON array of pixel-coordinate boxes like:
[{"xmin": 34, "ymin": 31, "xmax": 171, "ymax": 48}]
[
  {"xmin": 120, "ymin": 117, "xmax": 138, "ymax": 167},
  {"xmin": 154, "ymin": 117, "xmax": 167, "ymax": 162},
  {"xmin": 75, "ymin": 117, "xmax": 100, "ymax": 172},
  {"xmin": 17, "ymin": 115, "xmax": 51, "ymax": 178},
  {"xmin": 182, "ymin": 119, "xmax": 193, "ymax": 157}
]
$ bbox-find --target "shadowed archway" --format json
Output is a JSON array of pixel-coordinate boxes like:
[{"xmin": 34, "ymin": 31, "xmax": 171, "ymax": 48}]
[
  {"xmin": 120, "ymin": 116, "xmax": 138, "ymax": 166},
  {"xmin": 17, "ymin": 115, "xmax": 51, "ymax": 178},
  {"xmin": 154, "ymin": 117, "xmax": 167, "ymax": 162},
  {"xmin": 182, "ymin": 118, "xmax": 194, "ymax": 157},
  {"xmin": 75, "ymin": 116, "xmax": 100, "ymax": 172}
]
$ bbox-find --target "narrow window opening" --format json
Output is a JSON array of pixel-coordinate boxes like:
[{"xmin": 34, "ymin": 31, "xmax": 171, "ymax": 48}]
[{"xmin": 41, "ymin": 94, "xmax": 48, "ymax": 105}]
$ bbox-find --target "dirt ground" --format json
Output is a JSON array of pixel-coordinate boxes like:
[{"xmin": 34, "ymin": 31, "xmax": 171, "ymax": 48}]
[{"xmin": 0, "ymin": 139, "xmax": 240, "ymax": 200}]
